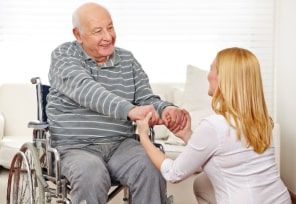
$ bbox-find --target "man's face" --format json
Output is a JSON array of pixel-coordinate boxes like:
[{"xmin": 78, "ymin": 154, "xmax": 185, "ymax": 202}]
[{"xmin": 74, "ymin": 9, "xmax": 116, "ymax": 64}]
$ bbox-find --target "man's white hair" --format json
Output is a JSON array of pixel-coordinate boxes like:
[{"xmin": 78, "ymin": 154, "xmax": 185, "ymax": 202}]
[
  {"xmin": 72, "ymin": 8, "xmax": 81, "ymax": 31},
  {"xmin": 71, "ymin": 3, "xmax": 110, "ymax": 33}
]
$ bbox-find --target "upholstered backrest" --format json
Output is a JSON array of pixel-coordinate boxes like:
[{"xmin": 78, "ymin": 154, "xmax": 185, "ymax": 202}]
[
  {"xmin": 0, "ymin": 113, "xmax": 4, "ymax": 139},
  {"xmin": 0, "ymin": 83, "xmax": 37, "ymax": 136}
]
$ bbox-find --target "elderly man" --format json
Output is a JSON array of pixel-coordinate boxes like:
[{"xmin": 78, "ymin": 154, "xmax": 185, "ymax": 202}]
[{"xmin": 46, "ymin": 2, "xmax": 187, "ymax": 204}]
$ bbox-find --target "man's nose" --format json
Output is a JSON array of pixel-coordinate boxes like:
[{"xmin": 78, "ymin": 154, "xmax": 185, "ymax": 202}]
[{"xmin": 102, "ymin": 29, "xmax": 112, "ymax": 40}]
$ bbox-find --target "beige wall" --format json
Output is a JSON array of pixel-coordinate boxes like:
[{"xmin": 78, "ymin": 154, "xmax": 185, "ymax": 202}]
[{"xmin": 275, "ymin": 0, "xmax": 296, "ymax": 193}]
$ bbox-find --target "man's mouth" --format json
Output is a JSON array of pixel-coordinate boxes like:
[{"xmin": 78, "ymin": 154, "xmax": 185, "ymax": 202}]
[{"xmin": 100, "ymin": 43, "xmax": 111, "ymax": 47}]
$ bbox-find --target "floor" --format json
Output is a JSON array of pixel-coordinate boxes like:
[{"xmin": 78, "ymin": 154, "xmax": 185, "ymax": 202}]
[{"xmin": 0, "ymin": 166, "xmax": 198, "ymax": 204}]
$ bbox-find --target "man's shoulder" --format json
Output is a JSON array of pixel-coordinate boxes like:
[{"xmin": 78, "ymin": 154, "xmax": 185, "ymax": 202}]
[
  {"xmin": 114, "ymin": 47, "xmax": 133, "ymax": 57},
  {"xmin": 52, "ymin": 41, "xmax": 79, "ymax": 54}
]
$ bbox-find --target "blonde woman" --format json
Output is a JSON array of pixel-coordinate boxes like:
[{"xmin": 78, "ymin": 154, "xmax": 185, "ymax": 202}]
[{"xmin": 136, "ymin": 47, "xmax": 291, "ymax": 204}]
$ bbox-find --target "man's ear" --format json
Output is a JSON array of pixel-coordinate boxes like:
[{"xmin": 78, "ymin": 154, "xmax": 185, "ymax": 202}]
[{"xmin": 73, "ymin": 28, "xmax": 82, "ymax": 43}]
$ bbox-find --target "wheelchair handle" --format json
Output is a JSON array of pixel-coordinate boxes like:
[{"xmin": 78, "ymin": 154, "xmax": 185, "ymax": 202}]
[{"xmin": 31, "ymin": 77, "xmax": 44, "ymax": 122}]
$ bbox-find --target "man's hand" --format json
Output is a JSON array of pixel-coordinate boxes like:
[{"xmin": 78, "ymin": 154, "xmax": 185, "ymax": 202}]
[
  {"xmin": 162, "ymin": 106, "xmax": 189, "ymax": 133},
  {"xmin": 128, "ymin": 105, "xmax": 162, "ymax": 126}
]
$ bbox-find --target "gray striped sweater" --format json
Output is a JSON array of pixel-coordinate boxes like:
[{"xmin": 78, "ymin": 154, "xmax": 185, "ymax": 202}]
[{"xmin": 46, "ymin": 41, "xmax": 173, "ymax": 147}]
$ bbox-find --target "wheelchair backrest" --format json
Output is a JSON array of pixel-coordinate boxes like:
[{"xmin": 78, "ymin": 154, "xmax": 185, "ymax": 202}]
[
  {"xmin": 38, "ymin": 85, "xmax": 49, "ymax": 122},
  {"xmin": 31, "ymin": 77, "xmax": 50, "ymax": 123}
]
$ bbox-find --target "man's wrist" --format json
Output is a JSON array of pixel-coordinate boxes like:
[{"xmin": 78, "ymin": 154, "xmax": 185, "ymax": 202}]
[{"xmin": 127, "ymin": 106, "xmax": 136, "ymax": 120}]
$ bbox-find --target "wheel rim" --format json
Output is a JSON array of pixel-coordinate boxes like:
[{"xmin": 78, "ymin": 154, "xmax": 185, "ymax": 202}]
[{"xmin": 7, "ymin": 143, "xmax": 45, "ymax": 204}]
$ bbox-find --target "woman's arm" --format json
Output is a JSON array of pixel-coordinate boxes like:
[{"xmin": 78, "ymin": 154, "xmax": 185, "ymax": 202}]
[
  {"xmin": 137, "ymin": 112, "xmax": 166, "ymax": 170},
  {"xmin": 136, "ymin": 110, "xmax": 193, "ymax": 170}
]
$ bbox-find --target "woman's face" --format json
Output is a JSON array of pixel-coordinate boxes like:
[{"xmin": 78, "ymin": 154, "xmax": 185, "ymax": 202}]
[{"xmin": 208, "ymin": 58, "xmax": 219, "ymax": 96}]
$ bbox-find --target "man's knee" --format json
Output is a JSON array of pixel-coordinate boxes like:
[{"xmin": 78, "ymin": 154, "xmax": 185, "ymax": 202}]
[
  {"xmin": 77, "ymin": 162, "xmax": 111, "ymax": 187},
  {"xmin": 60, "ymin": 150, "xmax": 111, "ymax": 190}
]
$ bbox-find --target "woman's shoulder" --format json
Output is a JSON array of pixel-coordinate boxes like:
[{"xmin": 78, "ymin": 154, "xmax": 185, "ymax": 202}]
[
  {"xmin": 204, "ymin": 113, "xmax": 226, "ymax": 123},
  {"xmin": 201, "ymin": 113, "xmax": 229, "ymax": 132}
]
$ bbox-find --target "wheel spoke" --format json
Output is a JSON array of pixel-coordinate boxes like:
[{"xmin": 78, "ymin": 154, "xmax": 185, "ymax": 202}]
[{"xmin": 6, "ymin": 143, "xmax": 45, "ymax": 204}]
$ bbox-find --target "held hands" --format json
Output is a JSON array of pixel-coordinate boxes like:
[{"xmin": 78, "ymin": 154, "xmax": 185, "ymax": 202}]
[
  {"xmin": 162, "ymin": 106, "xmax": 189, "ymax": 133},
  {"xmin": 171, "ymin": 110, "xmax": 192, "ymax": 143},
  {"xmin": 136, "ymin": 108, "xmax": 193, "ymax": 144},
  {"xmin": 128, "ymin": 105, "xmax": 162, "ymax": 126}
]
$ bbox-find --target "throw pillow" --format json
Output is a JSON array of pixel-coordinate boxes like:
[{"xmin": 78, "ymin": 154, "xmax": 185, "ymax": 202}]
[
  {"xmin": 165, "ymin": 65, "xmax": 214, "ymax": 146},
  {"xmin": 183, "ymin": 65, "xmax": 212, "ymax": 111}
]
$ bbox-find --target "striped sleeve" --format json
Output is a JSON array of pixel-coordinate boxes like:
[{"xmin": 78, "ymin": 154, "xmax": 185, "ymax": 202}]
[{"xmin": 48, "ymin": 43, "xmax": 134, "ymax": 120}]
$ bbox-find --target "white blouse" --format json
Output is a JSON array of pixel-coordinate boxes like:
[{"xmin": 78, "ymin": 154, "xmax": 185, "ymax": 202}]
[{"xmin": 161, "ymin": 114, "xmax": 291, "ymax": 204}]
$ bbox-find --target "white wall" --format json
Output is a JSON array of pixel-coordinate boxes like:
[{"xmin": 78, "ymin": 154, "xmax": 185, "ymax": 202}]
[{"xmin": 275, "ymin": 0, "xmax": 296, "ymax": 193}]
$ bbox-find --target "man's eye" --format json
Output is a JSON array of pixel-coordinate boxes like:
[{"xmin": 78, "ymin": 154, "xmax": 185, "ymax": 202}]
[{"xmin": 92, "ymin": 30, "xmax": 102, "ymax": 35}]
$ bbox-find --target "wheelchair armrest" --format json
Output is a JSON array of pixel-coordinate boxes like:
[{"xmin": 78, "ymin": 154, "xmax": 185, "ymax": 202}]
[
  {"xmin": 28, "ymin": 120, "xmax": 49, "ymax": 129},
  {"xmin": 149, "ymin": 127, "xmax": 165, "ymax": 152},
  {"xmin": 154, "ymin": 142, "xmax": 165, "ymax": 153},
  {"xmin": 135, "ymin": 127, "xmax": 165, "ymax": 153}
]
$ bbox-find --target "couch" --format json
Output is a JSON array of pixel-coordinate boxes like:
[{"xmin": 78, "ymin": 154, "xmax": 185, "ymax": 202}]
[
  {"xmin": 0, "ymin": 83, "xmax": 37, "ymax": 168},
  {"xmin": 0, "ymin": 65, "xmax": 281, "ymax": 172}
]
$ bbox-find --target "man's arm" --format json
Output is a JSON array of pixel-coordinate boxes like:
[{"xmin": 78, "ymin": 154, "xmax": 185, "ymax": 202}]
[
  {"xmin": 49, "ymin": 43, "xmax": 134, "ymax": 120},
  {"xmin": 131, "ymin": 59, "xmax": 188, "ymax": 130}
]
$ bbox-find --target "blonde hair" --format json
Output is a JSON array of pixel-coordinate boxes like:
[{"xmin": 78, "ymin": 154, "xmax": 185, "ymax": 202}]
[{"xmin": 212, "ymin": 47, "xmax": 273, "ymax": 153}]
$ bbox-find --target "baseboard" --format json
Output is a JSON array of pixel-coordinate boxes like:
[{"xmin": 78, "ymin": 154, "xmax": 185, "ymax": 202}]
[{"xmin": 289, "ymin": 190, "xmax": 296, "ymax": 204}]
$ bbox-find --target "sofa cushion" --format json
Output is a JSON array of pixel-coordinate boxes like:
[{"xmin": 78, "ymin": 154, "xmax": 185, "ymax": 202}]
[
  {"xmin": 153, "ymin": 124, "xmax": 170, "ymax": 140},
  {"xmin": 165, "ymin": 132, "xmax": 185, "ymax": 145},
  {"xmin": 164, "ymin": 109, "xmax": 214, "ymax": 146},
  {"xmin": 0, "ymin": 135, "xmax": 32, "ymax": 168}
]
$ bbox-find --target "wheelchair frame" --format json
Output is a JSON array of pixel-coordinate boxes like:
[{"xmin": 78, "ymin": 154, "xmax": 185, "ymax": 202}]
[
  {"xmin": 6, "ymin": 77, "xmax": 132, "ymax": 204},
  {"xmin": 6, "ymin": 77, "xmax": 172, "ymax": 204}
]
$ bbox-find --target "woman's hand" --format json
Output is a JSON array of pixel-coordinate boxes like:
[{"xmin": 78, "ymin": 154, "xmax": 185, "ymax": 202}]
[
  {"xmin": 162, "ymin": 106, "xmax": 188, "ymax": 133},
  {"xmin": 136, "ymin": 112, "xmax": 153, "ymax": 139},
  {"xmin": 128, "ymin": 105, "xmax": 162, "ymax": 126},
  {"xmin": 172, "ymin": 109, "xmax": 193, "ymax": 144}
]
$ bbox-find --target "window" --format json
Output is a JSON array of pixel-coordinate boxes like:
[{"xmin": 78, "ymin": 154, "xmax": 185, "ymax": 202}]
[{"xmin": 0, "ymin": 0, "xmax": 275, "ymax": 115}]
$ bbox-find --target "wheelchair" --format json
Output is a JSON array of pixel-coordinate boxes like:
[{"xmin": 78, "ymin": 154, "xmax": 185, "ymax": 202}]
[{"xmin": 6, "ymin": 77, "xmax": 173, "ymax": 204}]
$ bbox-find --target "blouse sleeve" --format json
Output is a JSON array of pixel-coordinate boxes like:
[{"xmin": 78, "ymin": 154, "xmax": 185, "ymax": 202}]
[{"xmin": 160, "ymin": 119, "xmax": 219, "ymax": 183}]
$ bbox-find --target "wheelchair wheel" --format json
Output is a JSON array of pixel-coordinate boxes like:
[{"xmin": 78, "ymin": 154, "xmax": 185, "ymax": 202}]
[{"xmin": 7, "ymin": 142, "xmax": 46, "ymax": 204}]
